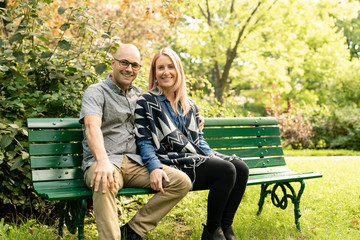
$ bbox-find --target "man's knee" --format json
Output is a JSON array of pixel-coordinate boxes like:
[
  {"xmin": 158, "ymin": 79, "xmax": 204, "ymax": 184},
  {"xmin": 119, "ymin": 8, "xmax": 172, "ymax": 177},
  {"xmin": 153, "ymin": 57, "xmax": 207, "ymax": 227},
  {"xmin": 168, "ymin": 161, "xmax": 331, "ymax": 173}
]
[{"xmin": 167, "ymin": 170, "xmax": 192, "ymax": 194}]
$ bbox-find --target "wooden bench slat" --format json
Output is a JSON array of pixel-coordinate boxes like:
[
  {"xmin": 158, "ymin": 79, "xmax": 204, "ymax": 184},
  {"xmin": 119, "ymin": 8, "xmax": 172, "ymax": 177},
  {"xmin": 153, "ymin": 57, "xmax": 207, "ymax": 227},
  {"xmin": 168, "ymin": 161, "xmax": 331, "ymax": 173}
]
[
  {"xmin": 30, "ymin": 156, "xmax": 83, "ymax": 168},
  {"xmin": 32, "ymin": 168, "xmax": 83, "ymax": 181},
  {"xmin": 247, "ymin": 172, "xmax": 323, "ymax": 185},
  {"xmin": 29, "ymin": 143, "xmax": 83, "ymax": 155},
  {"xmin": 38, "ymin": 189, "xmax": 91, "ymax": 200},
  {"xmin": 33, "ymin": 179, "xmax": 87, "ymax": 190},
  {"xmin": 216, "ymin": 147, "xmax": 284, "ymax": 158},
  {"xmin": 249, "ymin": 166, "xmax": 291, "ymax": 175},
  {"xmin": 28, "ymin": 130, "xmax": 83, "ymax": 142},
  {"xmin": 203, "ymin": 126, "xmax": 280, "ymax": 138},
  {"xmin": 39, "ymin": 188, "xmax": 157, "ymax": 201},
  {"xmin": 243, "ymin": 157, "xmax": 286, "ymax": 168},
  {"xmin": 27, "ymin": 118, "xmax": 82, "ymax": 129},
  {"xmin": 203, "ymin": 117, "xmax": 278, "ymax": 126},
  {"xmin": 207, "ymin": 136, "xmax": 281, "ymax": 148}
]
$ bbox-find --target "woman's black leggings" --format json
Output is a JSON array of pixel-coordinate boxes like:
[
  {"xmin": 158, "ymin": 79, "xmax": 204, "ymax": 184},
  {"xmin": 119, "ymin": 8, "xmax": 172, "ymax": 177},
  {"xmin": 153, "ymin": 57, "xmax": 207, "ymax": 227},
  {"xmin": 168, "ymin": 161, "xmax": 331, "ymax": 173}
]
[{"xmin": 184, "ymin": 157, "xmax": 249, "ymax": 232}]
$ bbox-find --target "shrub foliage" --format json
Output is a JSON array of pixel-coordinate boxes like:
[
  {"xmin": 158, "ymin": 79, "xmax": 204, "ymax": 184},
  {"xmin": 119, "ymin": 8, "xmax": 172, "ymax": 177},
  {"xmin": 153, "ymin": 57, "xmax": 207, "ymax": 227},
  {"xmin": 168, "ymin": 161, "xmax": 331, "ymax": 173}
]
[{"xmin": 0, "ymin": 0, "xmax": 115, "ymax": 218}]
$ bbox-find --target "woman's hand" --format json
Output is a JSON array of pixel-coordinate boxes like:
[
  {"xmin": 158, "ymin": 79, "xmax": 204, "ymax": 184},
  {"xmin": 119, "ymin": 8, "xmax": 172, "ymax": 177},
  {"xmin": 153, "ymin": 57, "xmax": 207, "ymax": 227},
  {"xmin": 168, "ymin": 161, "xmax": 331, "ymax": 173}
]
[{"xmin": 199, "ymin": 115, "xmax": 205, "ymax": 131}]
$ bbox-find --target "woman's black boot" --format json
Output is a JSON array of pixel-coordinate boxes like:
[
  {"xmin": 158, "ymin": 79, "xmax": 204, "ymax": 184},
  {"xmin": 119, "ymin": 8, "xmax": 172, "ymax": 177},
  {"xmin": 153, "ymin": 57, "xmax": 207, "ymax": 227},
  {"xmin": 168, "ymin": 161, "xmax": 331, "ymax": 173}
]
[
  {"xmin": 222, "ymin": 226, "xmax": 237, "ymax": 240},
  {"xmin": 201, "ymin": 224, "xmax": 226, "ymax": 240}
]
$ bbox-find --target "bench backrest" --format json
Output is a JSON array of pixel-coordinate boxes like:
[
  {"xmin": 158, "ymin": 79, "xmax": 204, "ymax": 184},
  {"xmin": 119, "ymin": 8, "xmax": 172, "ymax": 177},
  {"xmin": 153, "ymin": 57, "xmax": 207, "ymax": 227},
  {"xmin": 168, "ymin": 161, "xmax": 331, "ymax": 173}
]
[
  {"xmin": 27, "ymin": 117, "xmax": 284, "ymax": 190},
  {"xmin": 202, "ymin": 117, "xmax": 285, "ymax": 169},
  {"xmin": 28, "ymin": 118, "xmax": 84, "ymax": 195}
]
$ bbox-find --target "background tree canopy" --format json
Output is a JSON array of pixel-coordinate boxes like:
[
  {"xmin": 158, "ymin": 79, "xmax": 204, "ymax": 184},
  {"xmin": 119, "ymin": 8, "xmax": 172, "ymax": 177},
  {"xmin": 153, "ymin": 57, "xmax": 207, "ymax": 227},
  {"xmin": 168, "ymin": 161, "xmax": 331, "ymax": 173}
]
[{"xmin": 1, "ymin": 0, "xmax": 360, "ymax": 217}]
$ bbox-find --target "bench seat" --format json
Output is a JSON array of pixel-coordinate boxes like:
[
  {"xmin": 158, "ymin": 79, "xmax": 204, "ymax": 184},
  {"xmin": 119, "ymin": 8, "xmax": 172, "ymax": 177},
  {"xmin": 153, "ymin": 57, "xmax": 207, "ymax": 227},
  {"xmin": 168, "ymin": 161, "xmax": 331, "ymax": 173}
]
[{"xmin": 27, "ymin": 117, "xmax": 322, "ymax": 239}]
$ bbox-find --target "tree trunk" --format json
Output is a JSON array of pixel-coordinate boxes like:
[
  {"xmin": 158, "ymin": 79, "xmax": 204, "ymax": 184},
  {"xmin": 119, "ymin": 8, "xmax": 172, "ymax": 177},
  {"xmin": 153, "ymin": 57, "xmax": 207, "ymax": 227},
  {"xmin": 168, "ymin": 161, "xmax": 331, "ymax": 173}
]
[{"xmin": 1, "ymin": 0, "xmax": 9, "ymax": 36}]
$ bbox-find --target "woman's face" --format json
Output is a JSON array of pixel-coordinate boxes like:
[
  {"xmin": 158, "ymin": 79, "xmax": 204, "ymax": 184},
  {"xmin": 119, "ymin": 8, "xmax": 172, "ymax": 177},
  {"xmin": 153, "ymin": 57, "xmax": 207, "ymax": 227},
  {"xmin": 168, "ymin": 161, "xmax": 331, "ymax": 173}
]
[{"xmin": 155, "ymin": 55, "xmax": 177, "ymax": 92}]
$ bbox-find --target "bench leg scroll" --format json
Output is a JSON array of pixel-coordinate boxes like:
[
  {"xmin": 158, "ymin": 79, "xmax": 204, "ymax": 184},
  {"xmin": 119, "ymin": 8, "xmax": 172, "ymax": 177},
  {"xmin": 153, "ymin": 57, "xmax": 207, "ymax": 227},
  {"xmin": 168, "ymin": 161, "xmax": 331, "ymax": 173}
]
[
  {"xmin": 256, "ymin": 181, "xmax": 306, "ymax": 232},
  {"xmin": 58, "ymin": 199, "xmax": 87, "ymax": 240}
]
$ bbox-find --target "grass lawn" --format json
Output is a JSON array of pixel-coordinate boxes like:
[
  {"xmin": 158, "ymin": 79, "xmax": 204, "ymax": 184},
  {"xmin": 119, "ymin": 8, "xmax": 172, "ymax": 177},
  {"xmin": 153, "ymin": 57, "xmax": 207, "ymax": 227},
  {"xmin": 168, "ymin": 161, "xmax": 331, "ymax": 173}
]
[{"xmin": 1, "ymin": 156, "xmax": 359, "ymax": 239}]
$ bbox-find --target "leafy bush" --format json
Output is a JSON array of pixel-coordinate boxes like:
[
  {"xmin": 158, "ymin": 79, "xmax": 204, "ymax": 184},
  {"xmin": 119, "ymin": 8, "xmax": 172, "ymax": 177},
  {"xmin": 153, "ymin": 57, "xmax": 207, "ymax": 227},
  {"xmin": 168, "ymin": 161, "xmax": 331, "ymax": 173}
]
[
  {"xmin": 309, "ymin": 105, "xmax": 360, "ymax": 150},
  {"xmin": 0, "ymin": 0, "xmax": 116, "ymax": 218},
  {"xmin": 187, "ymin": 76, "xmax": 237, "ymax": 117},
  {"xmin": 265, "ymin": 94, "xmax": 315, "ymax": 149}
]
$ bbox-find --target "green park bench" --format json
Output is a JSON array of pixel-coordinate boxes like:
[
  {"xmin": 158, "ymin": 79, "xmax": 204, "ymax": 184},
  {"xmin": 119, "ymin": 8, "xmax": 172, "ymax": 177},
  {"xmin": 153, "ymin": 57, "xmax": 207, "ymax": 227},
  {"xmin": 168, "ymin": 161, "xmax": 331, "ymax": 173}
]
[{"xmin": 27, "ymin": 117, "xmax": 322, "ymax": 239}]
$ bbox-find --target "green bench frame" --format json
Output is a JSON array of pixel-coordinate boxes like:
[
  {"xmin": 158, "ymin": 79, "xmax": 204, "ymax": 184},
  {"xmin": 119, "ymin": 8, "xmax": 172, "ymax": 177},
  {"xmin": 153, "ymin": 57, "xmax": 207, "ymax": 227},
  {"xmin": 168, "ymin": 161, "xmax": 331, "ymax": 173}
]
[{"xmin": 27, "ymin": 117, "xmax": 322, "ymax": 239}]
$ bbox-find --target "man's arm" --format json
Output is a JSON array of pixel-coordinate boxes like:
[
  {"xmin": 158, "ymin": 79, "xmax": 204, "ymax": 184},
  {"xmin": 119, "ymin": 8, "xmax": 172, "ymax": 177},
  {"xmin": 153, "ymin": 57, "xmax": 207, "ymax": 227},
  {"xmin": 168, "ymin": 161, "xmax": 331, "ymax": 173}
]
[{"xmin": 84, "ymin": 115, "xmax": 118, "ymax": 193}]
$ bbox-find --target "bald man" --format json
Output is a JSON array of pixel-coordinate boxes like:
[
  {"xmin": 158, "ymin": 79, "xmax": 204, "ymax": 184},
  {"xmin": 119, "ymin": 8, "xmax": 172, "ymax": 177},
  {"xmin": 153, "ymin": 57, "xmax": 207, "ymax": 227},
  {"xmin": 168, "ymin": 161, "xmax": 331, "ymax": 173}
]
[{"xmin": 80, "ymin": 44, "xmax": 192, "ymax": 240}]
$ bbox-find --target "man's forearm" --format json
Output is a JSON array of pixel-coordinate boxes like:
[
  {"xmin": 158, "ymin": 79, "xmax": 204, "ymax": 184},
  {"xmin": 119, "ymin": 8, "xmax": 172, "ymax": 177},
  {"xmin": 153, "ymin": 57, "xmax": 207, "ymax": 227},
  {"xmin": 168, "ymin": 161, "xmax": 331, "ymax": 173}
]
[{"xmin": 86, "ymin": 124, "xmax": 109, "ymax": 163}]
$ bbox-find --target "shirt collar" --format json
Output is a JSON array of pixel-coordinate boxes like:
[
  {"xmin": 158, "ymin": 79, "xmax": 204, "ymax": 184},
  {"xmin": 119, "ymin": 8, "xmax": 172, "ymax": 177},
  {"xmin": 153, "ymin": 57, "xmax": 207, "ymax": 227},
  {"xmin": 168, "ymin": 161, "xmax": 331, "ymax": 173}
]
[
  {"xmin": 157, "ymin": 94, "xmax": 168, "ymax": 102},
  {"xmin": 105, "ymin": 75, "xmax": 133, "ymax": 95}
]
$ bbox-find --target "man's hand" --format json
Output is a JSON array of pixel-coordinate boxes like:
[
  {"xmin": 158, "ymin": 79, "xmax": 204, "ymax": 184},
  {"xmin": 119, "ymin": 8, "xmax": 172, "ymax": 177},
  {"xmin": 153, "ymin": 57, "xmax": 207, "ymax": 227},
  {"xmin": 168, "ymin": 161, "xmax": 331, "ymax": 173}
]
[
  {"xmin": 149, "ymin": 168, "xmax": 170, "ymax": 194},
  {"xmin": 91, "ymin": 161, "xmax": 118, "ymax": 194},
  {"xmin": 84, "ymin": 115, "xmax": 118, "ymax": 194},
  {"xmin": 199, "ymin": 115, "xmax": 205, "ymax": 131}
]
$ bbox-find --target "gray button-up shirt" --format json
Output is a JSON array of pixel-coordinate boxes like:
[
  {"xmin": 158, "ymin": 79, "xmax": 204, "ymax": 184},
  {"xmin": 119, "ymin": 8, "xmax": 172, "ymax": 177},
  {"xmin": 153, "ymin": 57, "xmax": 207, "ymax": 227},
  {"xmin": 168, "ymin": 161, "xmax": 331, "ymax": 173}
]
[{"xmin": 79, "ymin": 75, "xmax": 143, "ymax": 172}]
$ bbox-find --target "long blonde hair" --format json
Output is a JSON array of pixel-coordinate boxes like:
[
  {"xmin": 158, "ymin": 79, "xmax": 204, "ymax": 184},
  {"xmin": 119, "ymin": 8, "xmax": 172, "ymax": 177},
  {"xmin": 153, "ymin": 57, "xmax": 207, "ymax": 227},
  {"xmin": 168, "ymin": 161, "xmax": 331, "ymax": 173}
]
[{"xmin": 148, "ymin": 48, "xmax": 190, "ymax": 115}]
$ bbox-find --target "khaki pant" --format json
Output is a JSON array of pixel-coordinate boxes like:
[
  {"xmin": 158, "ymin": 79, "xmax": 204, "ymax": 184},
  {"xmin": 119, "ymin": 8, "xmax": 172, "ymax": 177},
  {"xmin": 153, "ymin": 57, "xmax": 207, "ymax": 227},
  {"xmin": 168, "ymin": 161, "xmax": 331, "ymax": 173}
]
[{"xmin": 84, "ymin": 156, "xmax": 192, "ymax": 240}]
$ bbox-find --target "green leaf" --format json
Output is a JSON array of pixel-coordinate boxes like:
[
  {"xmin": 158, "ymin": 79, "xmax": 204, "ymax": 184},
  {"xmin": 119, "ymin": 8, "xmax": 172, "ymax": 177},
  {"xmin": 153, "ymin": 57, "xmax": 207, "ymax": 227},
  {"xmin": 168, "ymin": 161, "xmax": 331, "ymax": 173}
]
[
  {"xmin": 0, "ymin": 65, "xmax": 9, "ymax": 71},
  {"xmin": 60, "ymin": 23, "xmax": 71, "ymax": 32},
  {"xmin": 38, "ymin": 35, "xmax": 50, "ymax": 43},
  {"xmin": 101, "ymin": 32, "xmax": 111, "ymax": 39},
  {"xmin": 4, "ymin": 49, "xmax": 12, "ymax": 57},
  {"xmin": 41, "ymin": 51, "xmax": 53, "ymax": 58},
  {"xmin": 21, "ymin": 151, "xmax": 29, "ymax": 160},
  {"xmin": 9, "ymin": 32, "xmax": 23, "ymax": 43},
  {"xmin": 0, "ymin": 151, "xmax": 4, "ymax": 164},
  {"xmin": 58, "ymin": 6, "xmax": 68, "ymax": 15},
  {"xmin": 13, "ymin": 51, "xmax": 25, "ymax": 62},
  {"xmin": 8, "ymin": 123, "xmax": 19, "ymax": 129},
  {"xmin": 94, "ymin": 63, "xmax": 107, "ymax": 75},
  {"xmin": 0, "ymin": 134, "xmax": 13, "ymax": 148},
  {"xmin": 10, "ymin": 156, "xmax": 24, "ymax": 171},
  {"xmin": 58, "ymin": 40, "xmax": 71, "ymax": 50}
]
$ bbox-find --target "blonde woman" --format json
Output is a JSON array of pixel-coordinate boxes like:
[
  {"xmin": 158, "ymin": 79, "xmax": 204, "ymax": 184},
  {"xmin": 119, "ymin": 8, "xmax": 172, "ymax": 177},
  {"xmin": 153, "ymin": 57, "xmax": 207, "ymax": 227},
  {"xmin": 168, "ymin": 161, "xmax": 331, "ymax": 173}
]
[{"xmin": 134, "ymin": 48, "xmax": 249, "ymax": 240}]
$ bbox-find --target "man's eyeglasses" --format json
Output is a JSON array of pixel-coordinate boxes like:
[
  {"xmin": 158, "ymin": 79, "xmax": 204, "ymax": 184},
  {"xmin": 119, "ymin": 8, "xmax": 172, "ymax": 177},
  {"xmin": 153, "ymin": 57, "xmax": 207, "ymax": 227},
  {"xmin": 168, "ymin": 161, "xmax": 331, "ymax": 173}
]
[{"xmin": 114, "ymin": 58, "xmax": 141, "ymax": 71}]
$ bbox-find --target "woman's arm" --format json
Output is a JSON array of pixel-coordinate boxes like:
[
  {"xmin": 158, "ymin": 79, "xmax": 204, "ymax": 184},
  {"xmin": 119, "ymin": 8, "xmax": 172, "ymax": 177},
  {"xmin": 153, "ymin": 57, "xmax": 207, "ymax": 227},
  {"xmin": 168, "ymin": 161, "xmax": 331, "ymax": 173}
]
[
  {"xmin": 135, "ymin": 95, "xmax": 169, "ymax": 193},
  {"xmin": 199, "ymin": 134, "xmax": 215, "ymax": 156},
  {"xmin": 136, "ymin": 139, "xmax": 162, "ymax": 173}
]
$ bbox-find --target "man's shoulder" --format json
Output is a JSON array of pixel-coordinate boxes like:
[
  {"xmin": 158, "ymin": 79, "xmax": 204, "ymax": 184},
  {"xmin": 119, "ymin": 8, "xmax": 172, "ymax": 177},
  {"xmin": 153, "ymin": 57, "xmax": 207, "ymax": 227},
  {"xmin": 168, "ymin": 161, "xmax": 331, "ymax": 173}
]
[
  {"xmin": 140, "ymin": 91, "xmax": 155, "ymax": 98},
  {"xmin": 84, "ymin": 80, "xmax": 105, "ymax": 93},
  {"xmin": 131, "ymin": 84, "xmax": 144, "ymax": 95}
]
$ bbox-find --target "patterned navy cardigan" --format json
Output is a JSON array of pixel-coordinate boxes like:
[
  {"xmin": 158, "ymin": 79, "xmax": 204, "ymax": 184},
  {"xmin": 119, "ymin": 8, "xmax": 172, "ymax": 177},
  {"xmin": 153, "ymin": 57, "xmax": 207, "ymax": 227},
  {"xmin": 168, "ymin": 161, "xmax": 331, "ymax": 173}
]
[{"xmin": 134, "ymin": 92, "xmax": 209, "ymax": 170}]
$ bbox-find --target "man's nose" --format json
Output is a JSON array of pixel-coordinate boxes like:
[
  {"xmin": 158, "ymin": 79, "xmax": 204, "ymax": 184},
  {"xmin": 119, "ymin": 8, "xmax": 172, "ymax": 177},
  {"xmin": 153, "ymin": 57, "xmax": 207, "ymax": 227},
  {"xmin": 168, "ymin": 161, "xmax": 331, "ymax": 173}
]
[{"xmin": 125, "ymin": 64, "xmax": 133, "ymax": 71}]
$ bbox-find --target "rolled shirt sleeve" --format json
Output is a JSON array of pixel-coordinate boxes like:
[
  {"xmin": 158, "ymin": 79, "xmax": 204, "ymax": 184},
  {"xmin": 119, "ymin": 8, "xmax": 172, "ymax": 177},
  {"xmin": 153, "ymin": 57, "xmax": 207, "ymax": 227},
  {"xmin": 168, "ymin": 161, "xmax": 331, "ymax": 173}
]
[{"xmin": 136, "ymin": 139, "xmax": 163, "ymax": 173}]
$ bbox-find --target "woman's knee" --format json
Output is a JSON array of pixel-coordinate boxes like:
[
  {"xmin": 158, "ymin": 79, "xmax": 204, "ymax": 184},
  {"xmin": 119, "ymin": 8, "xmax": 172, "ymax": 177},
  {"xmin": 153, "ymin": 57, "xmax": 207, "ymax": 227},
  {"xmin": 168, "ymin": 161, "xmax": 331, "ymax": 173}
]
[
  {"xmin": 232, "ymin": 159, "xmax": 249, "ymax": 176},
  {"xmin": 219, "ymin": 161, "xmax": 237, "ymax": 183}
]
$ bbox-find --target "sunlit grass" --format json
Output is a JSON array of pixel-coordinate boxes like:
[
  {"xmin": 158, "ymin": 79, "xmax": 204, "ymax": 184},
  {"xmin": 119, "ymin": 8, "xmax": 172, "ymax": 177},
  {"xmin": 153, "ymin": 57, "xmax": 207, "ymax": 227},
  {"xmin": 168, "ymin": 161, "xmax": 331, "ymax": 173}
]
[
  {"xmin": 1, "ymin": 157, "xmax": 359, "ymax": 239},
  {"xmin": 284, "ymin": 149, "xmax": 360, "ymax": 156}
]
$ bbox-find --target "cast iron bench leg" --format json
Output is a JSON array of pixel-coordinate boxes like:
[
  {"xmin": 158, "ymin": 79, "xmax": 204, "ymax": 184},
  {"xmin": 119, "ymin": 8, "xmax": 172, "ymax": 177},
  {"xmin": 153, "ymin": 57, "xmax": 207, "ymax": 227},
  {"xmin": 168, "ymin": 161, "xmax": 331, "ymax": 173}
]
[
  {"xmin": 58, "ymin": 201, "xmax": 66, "ymax": 236},
  {"xmin": 284, "ymin": 181, "xmax": 305, "ymax": 232},
  {"xmin": 78, "ymin": 199, "xmax": 87, "ymax": 240},
  {"xmin": 257, "ymin": 183, "xmax": 271, "ymax": 215},
  {"xmin": 257, "ymin": 181, "xmax": 305, "ymax": 232}
]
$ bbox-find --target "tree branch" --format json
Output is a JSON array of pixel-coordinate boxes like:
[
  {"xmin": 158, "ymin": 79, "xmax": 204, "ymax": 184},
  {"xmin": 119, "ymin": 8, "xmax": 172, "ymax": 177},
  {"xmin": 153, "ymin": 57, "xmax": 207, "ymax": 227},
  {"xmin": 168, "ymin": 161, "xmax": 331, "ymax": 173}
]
[
  {"xmin": 242, "ymin": 0, "xmax": 279, "ymax": 43},
  {"xmin": 232, "ymin": 1, "xmax": 262, "ymax": 55},
  {"xmin": 198, "ymin": 0, "xmax": 212, "ymax": 26},
  {"xmin": 198, "ymin": 4, "xmax": 208, "ymax": 20},
  {"xmin": 206, "ymin": 0, "xmax": 211, "ymax": 26},
  {"xmin": 230, "ymin": 0, "xmax": 235, "ymax": 14}
]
